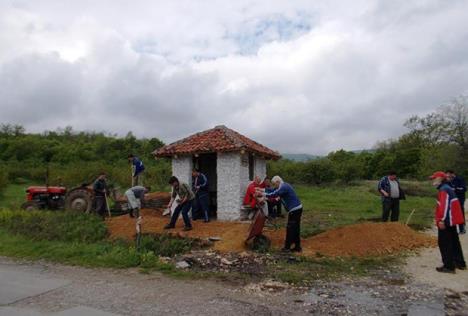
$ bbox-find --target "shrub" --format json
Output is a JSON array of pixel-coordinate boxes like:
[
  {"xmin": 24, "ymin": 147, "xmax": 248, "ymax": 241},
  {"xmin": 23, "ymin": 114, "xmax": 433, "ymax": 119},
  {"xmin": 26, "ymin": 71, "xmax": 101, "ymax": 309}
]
[
  {"xmin": 0, "ymin": 210, "xmax": 108, "ymax": 243},
  {"xmin": 0, "ymin": 167, "xmax": 8, "ymax": 193},
  {"xmin": 139, "ymin": 233, "xmax": 207, "ymax": 257}
]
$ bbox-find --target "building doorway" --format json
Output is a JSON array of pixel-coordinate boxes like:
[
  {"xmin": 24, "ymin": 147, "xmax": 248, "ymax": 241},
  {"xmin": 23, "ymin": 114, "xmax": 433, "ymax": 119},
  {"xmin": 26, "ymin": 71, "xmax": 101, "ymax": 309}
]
[{"xmin": 193, "ymin": 153, "xmax": 217, "ymax": 218}]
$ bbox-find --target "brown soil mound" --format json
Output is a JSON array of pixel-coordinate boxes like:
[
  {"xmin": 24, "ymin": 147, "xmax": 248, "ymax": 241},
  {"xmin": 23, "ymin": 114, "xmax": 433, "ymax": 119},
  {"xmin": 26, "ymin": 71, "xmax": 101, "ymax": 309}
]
[
  {"xmin": 115, "ymin": 192, "xmax": 171, "ymax": 202},
  {"xmin": 106, "ymin": 210, "xmax": 436, "ymax": 257},
  {"xmin": 144, "ymin": 192, "xmax": 171, "ymax": 200},
  {"xmin": 302, "ymin": 222, "xmax": 436, "ymax": 257}
]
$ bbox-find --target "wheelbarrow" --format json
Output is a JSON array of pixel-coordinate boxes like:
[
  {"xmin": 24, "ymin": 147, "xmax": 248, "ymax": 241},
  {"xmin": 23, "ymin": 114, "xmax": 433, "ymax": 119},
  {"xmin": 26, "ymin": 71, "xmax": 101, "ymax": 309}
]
[{"xmin": 245, "ymin": 203, "xmax": 267, "ymax": 244}]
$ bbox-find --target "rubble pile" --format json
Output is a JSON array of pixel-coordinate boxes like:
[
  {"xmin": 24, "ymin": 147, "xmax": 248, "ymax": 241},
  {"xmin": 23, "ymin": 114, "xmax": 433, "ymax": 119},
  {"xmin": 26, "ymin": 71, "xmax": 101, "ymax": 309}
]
[{"xmin": 175, "ymin": 250, "xmax": 271, "ymax": 274}]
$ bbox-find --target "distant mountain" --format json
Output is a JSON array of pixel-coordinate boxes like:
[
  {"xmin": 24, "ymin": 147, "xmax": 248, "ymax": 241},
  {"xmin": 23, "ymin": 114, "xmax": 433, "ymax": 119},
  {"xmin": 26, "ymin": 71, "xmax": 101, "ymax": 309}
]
[
  {"xmin": 281, "ymin": 153, "xmax": 321, "ymax": 162},
  {"xmin": 281, "ymin": 149, "xmax": 375, "ymax": 161},
  {"xmin": 350, "ymin": 149, "xmax": 376, "ymax": 154}
]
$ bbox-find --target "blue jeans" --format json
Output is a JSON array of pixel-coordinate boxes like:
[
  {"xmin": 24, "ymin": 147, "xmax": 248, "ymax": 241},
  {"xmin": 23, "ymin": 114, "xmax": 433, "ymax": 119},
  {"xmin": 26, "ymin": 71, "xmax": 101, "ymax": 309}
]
[
  {"xmin": 169, "ymin": 200, "xmax": 192, "ymax": 228},
  {"xmin": 193, "ymin": 192, "xmax": 210, "ymax": 221}
]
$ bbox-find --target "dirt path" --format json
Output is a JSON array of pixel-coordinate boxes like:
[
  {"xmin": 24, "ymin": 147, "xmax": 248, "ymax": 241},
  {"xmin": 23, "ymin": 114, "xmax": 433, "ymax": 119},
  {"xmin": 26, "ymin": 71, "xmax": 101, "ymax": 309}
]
[{"xmin": 404, "ymin": 228, "xmax": 468, "ymax": 292}]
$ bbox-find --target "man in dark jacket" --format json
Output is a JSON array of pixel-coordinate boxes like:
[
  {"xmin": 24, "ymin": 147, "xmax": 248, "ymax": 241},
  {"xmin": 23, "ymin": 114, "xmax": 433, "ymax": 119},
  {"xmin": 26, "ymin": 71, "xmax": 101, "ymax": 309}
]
[
  {"xmin": 430, "ymin": 171, "xmax": 466, "ymax": 273},
  {"xmin": 378, "ymin": 171, "xmax": 405, "ymax": 222},
  {"xmin": 446, "ymin": 170, "xmax": 466, "ymax": 234},
  {"xmin": 93, "ymin": 172, "xmax": 108, "ymax": 218},
  {"xmin": 191, "ymin": 169, "xmax": 210, "ymax": 222}
]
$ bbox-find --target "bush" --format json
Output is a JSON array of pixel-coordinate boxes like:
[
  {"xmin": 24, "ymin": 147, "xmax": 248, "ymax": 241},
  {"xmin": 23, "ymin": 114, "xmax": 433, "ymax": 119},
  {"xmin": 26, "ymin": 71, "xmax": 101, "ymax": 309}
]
[
  {"xmin": 0, "ymin": 210, "xmax": 108, "ymax": 243},
  {"xmin": 139, "ymin": 233, "xmax": 207, "ymax": 257},
  {"xmin": 399, "ymin": 180, "xmax": 434, "ymax": 198},
  {"xmin": 0, "ymin": 167, "xmax": 8, "ymax": 193}
]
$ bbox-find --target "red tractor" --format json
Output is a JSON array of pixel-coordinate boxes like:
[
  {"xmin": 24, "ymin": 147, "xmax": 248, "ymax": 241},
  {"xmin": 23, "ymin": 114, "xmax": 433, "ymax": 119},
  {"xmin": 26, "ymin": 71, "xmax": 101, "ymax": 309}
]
[{"xmin": 21, "ymin": 184, "xmax": 98, "ymax": 213}]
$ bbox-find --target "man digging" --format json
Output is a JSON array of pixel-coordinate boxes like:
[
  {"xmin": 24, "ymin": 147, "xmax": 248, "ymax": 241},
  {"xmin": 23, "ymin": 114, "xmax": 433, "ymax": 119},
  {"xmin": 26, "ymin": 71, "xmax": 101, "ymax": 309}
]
[{"xmin": 164, "ymin": 176, "xmax": 194, "ymax": 231}]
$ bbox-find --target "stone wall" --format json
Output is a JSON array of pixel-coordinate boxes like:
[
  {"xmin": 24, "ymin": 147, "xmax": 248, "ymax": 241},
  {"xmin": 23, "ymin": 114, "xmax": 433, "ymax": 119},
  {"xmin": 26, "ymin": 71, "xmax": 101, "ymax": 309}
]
[
  {"xmin": 171, "ymin": 155, "xmax": 193, "ymax": 186},
  {"xmin": 217, "ymin": 152, "xmax": 243, "ymax": 221},
  {"xmin": 254, "ymin": 157, "xmax": 267, "ymax": 180}
]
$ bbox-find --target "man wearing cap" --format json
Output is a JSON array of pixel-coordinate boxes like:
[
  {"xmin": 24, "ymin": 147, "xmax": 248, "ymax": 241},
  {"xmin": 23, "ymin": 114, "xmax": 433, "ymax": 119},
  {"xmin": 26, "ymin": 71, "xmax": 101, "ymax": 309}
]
[
  {"xmin": 430, "ymin": 171, "xmax": 466, "ymax": 273},
  {"xmin": 377, "ymin": 171, "xmax": 406, "ymax": 222}
]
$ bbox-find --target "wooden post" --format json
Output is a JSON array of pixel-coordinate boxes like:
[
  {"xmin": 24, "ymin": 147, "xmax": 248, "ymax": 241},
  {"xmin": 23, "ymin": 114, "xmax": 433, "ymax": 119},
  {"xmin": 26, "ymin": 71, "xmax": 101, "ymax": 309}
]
[
  {"xmin": 406, "ymin": 209, "xmax": 416, "ymax": 226},
  {"xmin": 104, "ymin": 191, "xmax": 111, "ymax": 218}
]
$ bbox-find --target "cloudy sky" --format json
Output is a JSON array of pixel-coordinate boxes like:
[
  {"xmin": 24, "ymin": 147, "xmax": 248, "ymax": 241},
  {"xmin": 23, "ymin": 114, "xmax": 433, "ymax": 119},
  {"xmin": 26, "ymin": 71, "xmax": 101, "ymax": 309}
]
[{"xmin": 1, "ymin": 0, "xmax": 468, "ymax": 154}]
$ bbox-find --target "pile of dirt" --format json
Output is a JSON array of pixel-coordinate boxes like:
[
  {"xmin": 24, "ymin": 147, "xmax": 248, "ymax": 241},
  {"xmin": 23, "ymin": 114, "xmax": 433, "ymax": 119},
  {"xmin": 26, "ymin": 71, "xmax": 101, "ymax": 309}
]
[
  {"xmin": 301, "ymin": 222, "xmax": 436, "ymax": 257},
  {"xmin": 106, "ymin": 211, "xmax": 435, "ymax": 257},
  {"xmin": 114, "ymin": 191, "xmax": 171, "ymax": 209}
]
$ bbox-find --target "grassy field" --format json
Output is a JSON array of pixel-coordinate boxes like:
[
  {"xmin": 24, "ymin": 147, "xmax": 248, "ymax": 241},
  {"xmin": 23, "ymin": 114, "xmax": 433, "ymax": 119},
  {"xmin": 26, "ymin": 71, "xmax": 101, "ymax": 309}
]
[
  {"xmin": 296, "ymin": 180, "xmax": 436, "ymax": 237},
  {"xmin": 1, "ymin": 180, "xmax": 436, "ymax": 232},
  {"xmin": 0, "ymin": 182, "xmax": 31, "ymax": 209}
]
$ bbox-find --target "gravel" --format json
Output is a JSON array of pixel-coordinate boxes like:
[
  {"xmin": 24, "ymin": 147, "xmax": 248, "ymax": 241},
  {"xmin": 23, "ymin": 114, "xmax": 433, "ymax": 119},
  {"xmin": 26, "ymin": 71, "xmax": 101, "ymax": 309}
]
[{"xmin": 2, "ymin": 256, "xmax": 467, "ymax": 315}]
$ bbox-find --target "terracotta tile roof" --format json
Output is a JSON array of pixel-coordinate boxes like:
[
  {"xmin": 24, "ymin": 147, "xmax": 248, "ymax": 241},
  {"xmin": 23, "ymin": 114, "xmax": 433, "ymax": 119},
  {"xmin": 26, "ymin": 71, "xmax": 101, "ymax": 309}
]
[{"xmin": 153, "ymin": 125, "xmax": 281, "ymax": 160}]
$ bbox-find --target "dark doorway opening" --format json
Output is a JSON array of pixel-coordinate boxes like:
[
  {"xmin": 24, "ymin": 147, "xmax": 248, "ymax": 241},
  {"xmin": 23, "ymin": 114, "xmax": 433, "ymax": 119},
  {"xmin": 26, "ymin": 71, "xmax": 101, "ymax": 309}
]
[{"xmin": 193, "ymin": 153, "xmax": 217, "ymax": 219}]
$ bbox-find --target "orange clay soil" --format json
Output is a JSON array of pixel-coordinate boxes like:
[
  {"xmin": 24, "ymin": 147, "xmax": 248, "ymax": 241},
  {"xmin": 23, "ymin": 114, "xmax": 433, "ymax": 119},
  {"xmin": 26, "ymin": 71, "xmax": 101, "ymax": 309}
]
[
  {"xmin": 115, "ymin": 192, "xmax": 171, "ymax": 202},
  {"xmin": 106, "ymin": 209, "xmax": 436, "ymax": 257}
]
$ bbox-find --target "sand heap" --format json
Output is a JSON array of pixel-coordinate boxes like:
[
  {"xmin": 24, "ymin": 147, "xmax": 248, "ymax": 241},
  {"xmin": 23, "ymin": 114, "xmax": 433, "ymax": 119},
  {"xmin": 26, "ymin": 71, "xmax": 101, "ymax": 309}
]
[
  {"xmin": 300, "ymin": 222, "xmax": 436, "ymax": 257},
  {"xmin": 106, "ymin": 209, "xmax": 436, "ymax": 257}
]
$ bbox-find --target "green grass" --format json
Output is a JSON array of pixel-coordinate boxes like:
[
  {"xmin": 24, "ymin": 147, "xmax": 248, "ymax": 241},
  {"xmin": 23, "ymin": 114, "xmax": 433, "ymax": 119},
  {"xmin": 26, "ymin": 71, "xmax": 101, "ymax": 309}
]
[
  {"xmin": 295, "ymin": 181, "xmax": 435, "ymax": 237},
  {"xmin": 271, "ymin": 254, "xmax": 400, "ymax": 285},
  {"xmin": 0, "ymin": 182, "xmax": 31, "ymax": 209},
  {"xmin": 0, "ymin": 228, "xmax": 141, "ymax": 268}
]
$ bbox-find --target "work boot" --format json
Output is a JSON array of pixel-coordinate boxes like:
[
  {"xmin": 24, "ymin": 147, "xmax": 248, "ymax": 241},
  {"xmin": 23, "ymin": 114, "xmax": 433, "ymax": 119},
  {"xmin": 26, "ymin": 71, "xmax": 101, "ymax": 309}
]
[
  {"xmin": 291, "ymin": 247, "xmax": 302, "ymax": 253},
  {"xmin": 436, "ymin": 266, "xmax": 455, "ymax": 274},
  {"xmin": 455, "ymin": 263, "xmax": 467, "ymax": 270},
  {"xmin": 164, "ymin": 224, "xmax": 175, "ymax": 229}
]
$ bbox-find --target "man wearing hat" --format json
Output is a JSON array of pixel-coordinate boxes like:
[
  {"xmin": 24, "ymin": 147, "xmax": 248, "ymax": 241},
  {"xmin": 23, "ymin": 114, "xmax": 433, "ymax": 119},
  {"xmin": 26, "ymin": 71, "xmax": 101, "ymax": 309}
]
[{"xmin": 430, "ymin": 171, "xmax": 466, "ymax": 273}]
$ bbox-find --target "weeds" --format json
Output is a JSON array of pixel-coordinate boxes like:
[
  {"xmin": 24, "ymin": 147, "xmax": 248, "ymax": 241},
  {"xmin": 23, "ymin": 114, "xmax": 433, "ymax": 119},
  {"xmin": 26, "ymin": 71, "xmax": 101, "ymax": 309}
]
[{"xmin": 0, "ymin": 210, "xmax": 108, "ymax": 243}]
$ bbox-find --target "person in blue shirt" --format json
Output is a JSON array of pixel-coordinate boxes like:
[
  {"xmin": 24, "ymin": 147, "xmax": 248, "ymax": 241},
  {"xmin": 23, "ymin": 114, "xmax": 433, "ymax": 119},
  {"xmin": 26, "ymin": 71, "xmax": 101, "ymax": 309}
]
[
  {"xmin": 265, "ymin": 176, "xmax": 302, "ymax": 252},
  {"xmin": 191, "ymin": 168, "xmax": 210, "ymax": 222},
  {"xmin": 446, "ymin": 170, "xmax": 467, "ymax": 234},
  {"xmin": 128, "ymin": 154, "xmax": 145, "ymax": 186}
]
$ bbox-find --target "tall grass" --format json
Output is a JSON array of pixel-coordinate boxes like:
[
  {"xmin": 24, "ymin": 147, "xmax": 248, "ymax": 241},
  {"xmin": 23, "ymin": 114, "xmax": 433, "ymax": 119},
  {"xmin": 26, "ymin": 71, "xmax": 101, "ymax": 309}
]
[{"xmin": 0, "ymin": 210, "xmax": 108, "ymax": 243}]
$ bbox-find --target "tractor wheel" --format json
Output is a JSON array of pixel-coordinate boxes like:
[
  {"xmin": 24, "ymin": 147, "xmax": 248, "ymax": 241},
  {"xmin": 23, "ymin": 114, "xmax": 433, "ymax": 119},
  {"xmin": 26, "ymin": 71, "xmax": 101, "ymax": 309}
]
[
  {"xmin": 65, "ymin": 189, "xmax": 93, "ymax": 213},
  {"xmin": 21, "ymin": 201, "xmax": 39, "ymax": 212}
]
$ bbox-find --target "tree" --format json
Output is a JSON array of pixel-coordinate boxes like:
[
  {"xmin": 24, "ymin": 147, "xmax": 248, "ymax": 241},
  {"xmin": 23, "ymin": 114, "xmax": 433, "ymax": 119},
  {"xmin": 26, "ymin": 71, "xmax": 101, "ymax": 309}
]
[
  {"xmin": 404, "ymin": 95, "xmax": 468, "ymax": 149},
  {"xmin": 404, "ymin": 94, "xmax": 468, "ymax": 176}
]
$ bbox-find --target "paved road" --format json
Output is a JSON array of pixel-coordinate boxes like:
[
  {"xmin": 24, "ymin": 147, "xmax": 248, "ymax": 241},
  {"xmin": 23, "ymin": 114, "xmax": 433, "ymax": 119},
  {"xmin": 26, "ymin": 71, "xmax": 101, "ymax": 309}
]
[{"xmin": 0, "ymin": 257, "xmax": 296, "ymax": 316}]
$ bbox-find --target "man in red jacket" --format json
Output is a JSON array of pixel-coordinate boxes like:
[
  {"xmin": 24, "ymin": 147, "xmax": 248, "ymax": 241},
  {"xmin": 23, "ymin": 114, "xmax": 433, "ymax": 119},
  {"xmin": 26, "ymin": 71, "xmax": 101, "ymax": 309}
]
[
  {"xmin": 243, "ymin": 176, "xmax": 263, "ymax": 209},
  {"xmin": 430, "ymin": 171, "xmax": 466, "ymax": 273}
]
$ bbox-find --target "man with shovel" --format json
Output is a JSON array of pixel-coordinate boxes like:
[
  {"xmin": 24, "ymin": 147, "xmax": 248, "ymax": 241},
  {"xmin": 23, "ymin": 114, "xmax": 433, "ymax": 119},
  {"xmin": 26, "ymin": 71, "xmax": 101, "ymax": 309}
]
[{"xmin": 93, "ymin": 172, "xmax": 108, "ymax": 219}]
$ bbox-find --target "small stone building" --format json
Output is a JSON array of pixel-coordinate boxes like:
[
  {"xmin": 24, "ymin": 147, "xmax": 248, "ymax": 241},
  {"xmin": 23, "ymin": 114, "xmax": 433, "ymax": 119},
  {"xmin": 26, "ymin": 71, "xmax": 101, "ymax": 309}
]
[{"xmin": 153, "ymin": 125, "xmax": 280, "ymax": 221}]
